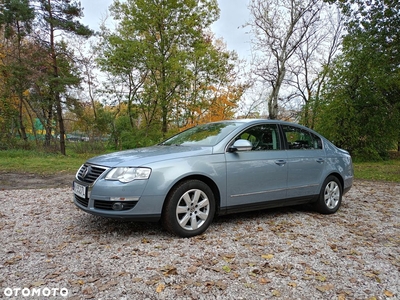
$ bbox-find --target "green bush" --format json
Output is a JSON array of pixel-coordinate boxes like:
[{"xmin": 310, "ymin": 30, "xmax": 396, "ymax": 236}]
[{"xmin": 68, "ymin": 141, "xmax": 106, "ymax": 155}]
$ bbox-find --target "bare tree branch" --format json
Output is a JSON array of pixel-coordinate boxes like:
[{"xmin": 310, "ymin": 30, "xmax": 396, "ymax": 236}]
[{"xmin": 248, "ymin": 0, "xmax": 326, "ymax": 119}]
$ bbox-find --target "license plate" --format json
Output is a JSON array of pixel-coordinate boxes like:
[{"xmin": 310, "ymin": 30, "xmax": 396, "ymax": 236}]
[{"xmin": 73, "ymin": 182, "xmax": 86, "ymax": 198}]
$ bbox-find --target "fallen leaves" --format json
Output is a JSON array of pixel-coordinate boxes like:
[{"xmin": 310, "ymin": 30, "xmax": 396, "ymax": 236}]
[
  {"xmin": 259, "ymin": 277, "xmax": 271, "ymax": 284},
  {"xmin": 97, "ymin": 280, "xmax": 118, "ymax": 292},
  {"xmin": 4, "ymin": 255, "xmax": 22, "ymax": 265},
  {"xmin": 1, "ymin": 182, "xmax": 399, "ymax": 299},
  {"xmin": 215, "ymin": 281, "xmax": 228, "ymax": 290},
  {"xmin": 271, "ymin": 289, "xmax": 281, "ymax": 297},
  {"xmin": 44, "ymin": 271, "xmax": 63, "ymax": 280},
  {"xmin": 187, "ymin": 266, "xmax": 197, "ymax": 274},
  {"xmin": 30, "ymin": 281, "xmax": 46, "ymax": 287},
  {"xmin": 222, "ymin": 265, "xmax": 231, "ymax": 273},
  {"xmin": 261, "ymin": 254, "xmax": 274, "ymax": 260},
  {"xmin": 156, "ymin": 283, "xmax": 165, "ymax": 293},
  {"xmin": 315, "ymin": 275, "xmax": 327, "ymax": 282},
  {"xmin": 160, "ymin": 265, "xmax": 178, "ymax": 276},
  {"xmin": 316, "ymin": 284, "xmax": 334, "ymax": 293},
  {"xmin": 384, "ymin": 290, "xmax": 395, "ymax": 297}
]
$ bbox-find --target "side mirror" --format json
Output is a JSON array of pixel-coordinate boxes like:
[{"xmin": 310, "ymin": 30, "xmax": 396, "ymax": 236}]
[{"xmin": 229, "ymin": 139, "xmax": 253, "ymax": 152}]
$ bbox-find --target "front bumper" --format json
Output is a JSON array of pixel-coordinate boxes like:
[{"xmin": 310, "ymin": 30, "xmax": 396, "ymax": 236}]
[{"xmin": 72, "ymin": 179, "xmax": 163, "ymax": 222}]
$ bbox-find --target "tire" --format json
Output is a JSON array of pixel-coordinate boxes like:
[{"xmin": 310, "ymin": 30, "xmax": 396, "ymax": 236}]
[
  {"xmin": 314, "ymin": 175, "xmax": 342, "ymax": 214},
  {"xmin": 162, "ymin": 180, "xmax": 215, "ymax": 237}
]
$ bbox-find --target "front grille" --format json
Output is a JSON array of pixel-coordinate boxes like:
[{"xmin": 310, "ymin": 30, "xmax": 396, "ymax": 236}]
[
  {"xmin": 75, "ymin": 194, "xmax": 89, "ymax": 207},
  {"xmin": 77, "ymin": 164, "xmax": 108, "ymax": 184},
  {"xmin": 94, "ymin": 200, "xmax": 137, "ymax": 211}
]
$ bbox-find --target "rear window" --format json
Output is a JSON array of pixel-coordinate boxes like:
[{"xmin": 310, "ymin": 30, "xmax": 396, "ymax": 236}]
[{"xmin": 282, "ymin": 125, "xmax": 322, "ymax": 150}]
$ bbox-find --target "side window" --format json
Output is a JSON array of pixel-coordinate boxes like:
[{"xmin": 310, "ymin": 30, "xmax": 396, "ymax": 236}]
[
  {"xmin": 282, "ymin": 125, "xmax": 322, "ymax": 150},
  {"xmin": 237, "ymin": 124, "xmax": 281, "ymax": 151}
]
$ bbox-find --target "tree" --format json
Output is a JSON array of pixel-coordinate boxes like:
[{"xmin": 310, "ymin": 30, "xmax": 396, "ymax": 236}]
[
  {"xmin": 248, "ymin": 0, "xmax": 323, "ymax": 119},
  {"xmin": 34, "ymin": 0, "xmax": 93, "ymax": 154},
  {"xmin": 70, "ymin": 35, "xmax": 101, "ymax": 121},
  {"xmin": 0, "ymin": 0, "xmax": 35, "ymax": 143},
  {"xmin": 290, "ymin": 5, "xmax": 344, "ymax": 129},
  {"xmin": 316, "ymin": 0, "xmax": 400, "ymax": 159},
  {"xmin": 173, "ymin": 35, "xmax": 246, "ymax": 128},
  {"xmin": 100, "ymin": 0, "xmax": 233, "ymax": 138}
]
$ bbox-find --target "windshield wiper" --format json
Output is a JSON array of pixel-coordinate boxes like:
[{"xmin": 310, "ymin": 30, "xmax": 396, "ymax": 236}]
[{"xmin": 159, "ymin": 143, "xmax": 181, "ymax": 146}]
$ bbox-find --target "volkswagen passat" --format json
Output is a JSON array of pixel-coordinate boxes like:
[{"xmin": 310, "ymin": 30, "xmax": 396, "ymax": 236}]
[{"xmin": 73, "ymin": 119, "xmax": 353, "ymax": 237}]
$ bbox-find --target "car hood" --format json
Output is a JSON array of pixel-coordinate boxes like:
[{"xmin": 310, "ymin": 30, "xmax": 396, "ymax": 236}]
[{"xmin": 86, "ymin": 145, "xmax": 213, "ymax": 167}]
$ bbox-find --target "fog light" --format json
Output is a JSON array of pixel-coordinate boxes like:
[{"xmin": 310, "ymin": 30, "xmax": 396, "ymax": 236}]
[
  {"xmin": 112, "ymin": 202, "xmax": 124, "ymax": 211},
  {"xmin": 110, "ymin": 196, "xmax": 139, "ymax": 201}
]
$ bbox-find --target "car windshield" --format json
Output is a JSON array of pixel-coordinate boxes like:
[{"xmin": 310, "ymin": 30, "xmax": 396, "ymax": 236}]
[{"xmin": 161, "ymin": 122, "xmax": 242, "ymax": 146}]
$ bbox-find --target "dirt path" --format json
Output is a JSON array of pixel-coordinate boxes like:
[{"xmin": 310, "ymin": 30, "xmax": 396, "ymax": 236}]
[{"xmin": 0, "ymin": 172, "xmax": 74, "ymax": 190}]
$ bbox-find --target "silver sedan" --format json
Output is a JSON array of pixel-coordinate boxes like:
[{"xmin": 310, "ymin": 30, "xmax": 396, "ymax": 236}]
[{"xmin": 73, "ymin": 119, "xmax": 353, "ymax": 237}]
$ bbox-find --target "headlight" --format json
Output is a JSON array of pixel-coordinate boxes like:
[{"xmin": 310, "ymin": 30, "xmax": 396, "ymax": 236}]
[{"xmin": 105, "ymin": 167, "xmax": 151, "ymax": 183}]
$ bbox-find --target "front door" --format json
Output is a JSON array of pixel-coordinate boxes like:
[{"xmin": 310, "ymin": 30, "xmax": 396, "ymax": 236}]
[{"xmin": 225, "ymin": 124, "xmax": 288, "ymax": 209}]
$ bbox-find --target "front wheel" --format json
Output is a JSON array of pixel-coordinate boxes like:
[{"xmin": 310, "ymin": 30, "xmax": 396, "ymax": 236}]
[
  {"xmin": 314, "ymin": 176, "xmax": 342, "ymax": 214},
  {"xmin": 162, "ymin": 180, "xmax": 215, "ymax": 237}
]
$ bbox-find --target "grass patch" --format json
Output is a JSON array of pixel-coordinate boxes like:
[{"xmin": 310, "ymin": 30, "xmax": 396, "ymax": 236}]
[
  {"xmin": 0, "ymin": 149, "xmax": 95, "ymax": 175},
  {"xmin": 353, "ymin": 159, "xmax": 400, "ymax": 182}
]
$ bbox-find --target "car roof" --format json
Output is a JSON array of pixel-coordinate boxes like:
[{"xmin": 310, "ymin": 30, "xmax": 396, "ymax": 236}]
[
  {"xmin": 214, "ymin": 119, "xmax": 301, "ymax": 126},
  {"xmin": 213, "ymin": 119, "xmax": 325, "ymax": 138}
]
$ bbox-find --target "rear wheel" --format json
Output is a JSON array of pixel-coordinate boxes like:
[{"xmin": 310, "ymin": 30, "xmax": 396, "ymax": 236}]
[
  {"xmin": 314, "ymin": 176, "xmax": 342, "ymax": 214},
  {"xmin": 162, "ymin": 180, "xmax": 215, "ymax": 237}
]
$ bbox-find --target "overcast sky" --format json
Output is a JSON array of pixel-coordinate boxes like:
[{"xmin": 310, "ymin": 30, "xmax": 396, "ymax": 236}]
[{"xmin": 80, "ymin": 0, "xmax": 252, "ymax": 59}]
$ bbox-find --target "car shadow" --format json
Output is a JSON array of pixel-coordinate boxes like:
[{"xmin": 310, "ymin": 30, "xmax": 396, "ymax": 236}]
[
  {"xmin": 73, "ymin": 213, "xmax": 166, "ymax": 237},
  {"xmin": 72, "ymin": 203, "xmax": 317, "ymax": 238},
  {"xmin": 213, "ymin": 203, "xmax": 316, "ymax": 225}
]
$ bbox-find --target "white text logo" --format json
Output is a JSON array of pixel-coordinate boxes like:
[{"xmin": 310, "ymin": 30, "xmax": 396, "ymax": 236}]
[{"xmin": 3, "ymin": 287, "xmax": 68, "ymax": 297}]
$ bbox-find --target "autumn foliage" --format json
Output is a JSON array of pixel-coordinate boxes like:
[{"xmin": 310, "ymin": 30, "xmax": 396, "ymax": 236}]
[{"xmin": 0, "ymin": 0, "xmax": 247, "ymax": 152}]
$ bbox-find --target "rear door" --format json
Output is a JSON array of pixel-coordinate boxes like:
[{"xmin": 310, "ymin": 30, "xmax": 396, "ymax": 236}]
[
  {"xmin": 225, "ymin": 124, "xmax": 288, "ymax": 208},
  {"xmin": 281, "ymin": 125, "xmax": 326, "ymax": 198}
]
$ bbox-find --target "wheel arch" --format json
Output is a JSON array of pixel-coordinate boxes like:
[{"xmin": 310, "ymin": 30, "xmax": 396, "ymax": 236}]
[
  {"xmin": 162, "ymin": 175, "xmax": 221, "ymax": 215},
  {"xmin": 326, "ymin": 172, "xmax": 344, "ymax": 190},
  {"xmin": 314, "ymin": 172, "xmax": 344, "ymax": 214}
]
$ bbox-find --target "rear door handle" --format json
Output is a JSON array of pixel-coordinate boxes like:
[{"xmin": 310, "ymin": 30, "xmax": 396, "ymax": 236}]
[
  {"xmin": 275, "ymin": 159, "xmax": 286, "ymax": 166},
  {"xmin": 316, "ymin": 158, "xmax": 325, "ymax": 163}
]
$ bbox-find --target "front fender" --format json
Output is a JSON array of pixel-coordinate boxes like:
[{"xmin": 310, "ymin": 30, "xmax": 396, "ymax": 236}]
[{"xmin": 142, "ymin": 154, "xmax": 227, "ymax": 206}]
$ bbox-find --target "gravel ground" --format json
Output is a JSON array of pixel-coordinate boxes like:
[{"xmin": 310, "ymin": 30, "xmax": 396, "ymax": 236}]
[{"xmin": 0, "ymin": 180, "xmax": 399, "ymax": 299}]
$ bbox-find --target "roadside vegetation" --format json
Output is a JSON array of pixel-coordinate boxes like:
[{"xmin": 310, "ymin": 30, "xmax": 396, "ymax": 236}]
[
  {"xmin": 1, "ymin": 0, "xmax": 399, "ymax": 163},
  {"xmin": 0, "ymin": 141, "xmax": 108, "ymax": 175},
  {"xmin": 352, "ymin": 152, "xmax": 400, "ymax": 182},
  {"xmin": 0, "ymin": 148, "xmax": 90, "ymax": 175}
]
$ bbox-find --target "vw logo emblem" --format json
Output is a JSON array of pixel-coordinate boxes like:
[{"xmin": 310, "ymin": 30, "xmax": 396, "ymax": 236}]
[{"xmin": 82, "ymin": 166, "xmax": 90, "ymax": 178}]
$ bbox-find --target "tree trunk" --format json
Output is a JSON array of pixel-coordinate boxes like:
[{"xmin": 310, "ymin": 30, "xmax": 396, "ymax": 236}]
[
  {"xmin": 162, "ymin": 106, "xmax": 168, "ymax": 136},
  {"xmin": 56, "ymin": 94, "xmax": 66, "ymax": 155},
  {"xmin": 44, "ymin": 105, "xmax": 53, "ymax": 147},
  {"xmin": 268, "ymin": 63, "xmax": 286, "ymax": 120},
  {"xmin": 48, "ymin": 0, "xmax": 65, "ymax": 155},
  {"xmin": 18, "ymin": 92, "xmax": 28, "ymax": 142},
  {"xmin": 268, "ymin": 92, "xmax": 279, "ymax": 119},
  {"xmin": 16, "ymin": 24, "xmax": 28, "ymax": 142}
]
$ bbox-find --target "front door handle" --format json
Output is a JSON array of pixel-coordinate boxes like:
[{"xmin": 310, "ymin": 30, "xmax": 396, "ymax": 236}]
[{"xmin": 316, "ymin": 158, "xmax": 325, "ymax": 163}]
